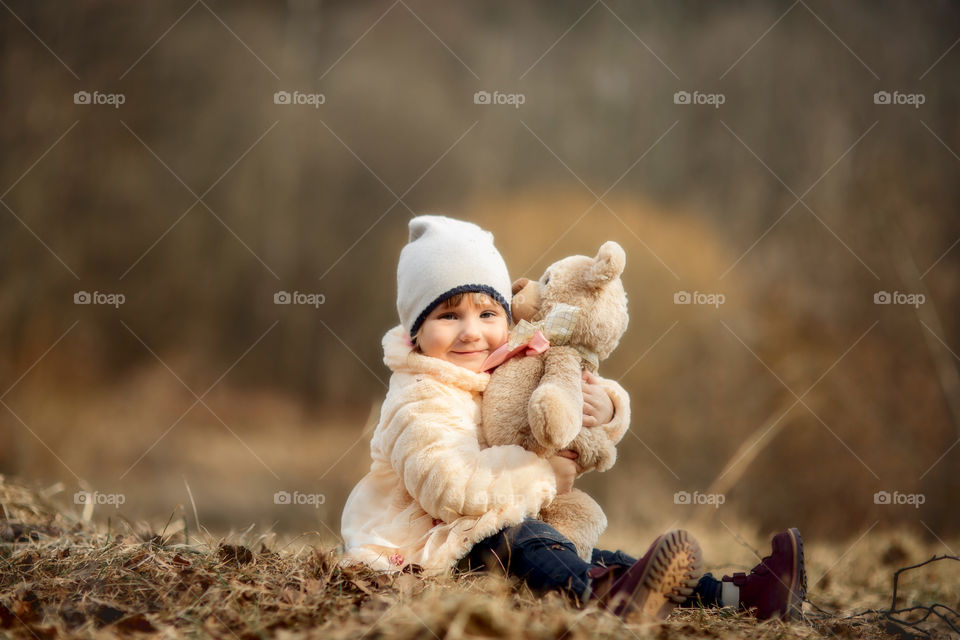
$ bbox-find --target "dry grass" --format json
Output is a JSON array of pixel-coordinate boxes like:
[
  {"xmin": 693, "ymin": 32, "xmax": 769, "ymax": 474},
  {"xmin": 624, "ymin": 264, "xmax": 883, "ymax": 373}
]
[{"xmin": 2, "ymin": 477, "xmax": 957, "ymax": 639}]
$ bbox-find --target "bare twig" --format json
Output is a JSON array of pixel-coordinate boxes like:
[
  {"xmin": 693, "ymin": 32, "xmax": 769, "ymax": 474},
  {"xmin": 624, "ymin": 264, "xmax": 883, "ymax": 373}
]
[
  {"xmin": 806, "ymin": 554, "xmax": 959, "ymax": 638},
  {"xmin": 886, "ymin": 555, "xmax": 960, "ymax": 636}
]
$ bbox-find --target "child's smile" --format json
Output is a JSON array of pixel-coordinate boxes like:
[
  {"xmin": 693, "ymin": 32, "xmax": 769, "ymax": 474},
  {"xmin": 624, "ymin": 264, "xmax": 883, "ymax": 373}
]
[{"xmin": 417, "ymin": 293, "xmax": 509, "ymax": 372}]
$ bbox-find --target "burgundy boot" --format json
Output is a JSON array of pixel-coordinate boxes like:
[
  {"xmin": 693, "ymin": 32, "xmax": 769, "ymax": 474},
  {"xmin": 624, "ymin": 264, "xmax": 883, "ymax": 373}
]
[
  {"xmin": 723, "ymin": 527, "xmax": 806, "ymax": 621},
  {"xmin": 587, "ymin": 529, "xmax": 702, "ymax": 621}
]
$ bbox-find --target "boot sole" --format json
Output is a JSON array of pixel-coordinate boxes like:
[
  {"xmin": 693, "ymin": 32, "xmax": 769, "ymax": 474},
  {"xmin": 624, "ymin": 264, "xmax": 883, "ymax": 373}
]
[
  {"xmin": 785, "ymin": 527, "xmax": 806, "ymax": 621},
  {"xmin": 617, "ymin": 529, "xmax": 702, "ymax": 621}
]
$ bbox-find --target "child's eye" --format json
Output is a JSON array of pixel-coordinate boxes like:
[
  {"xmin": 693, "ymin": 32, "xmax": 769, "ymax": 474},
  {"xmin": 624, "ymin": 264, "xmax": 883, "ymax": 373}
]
[
  {"xmin": 438, "ymin": 312, "xmax": 457, "ymax": 320},
  {"xmin": 480, "ymin": 310, "xmax": 498, "ymax": 318}
]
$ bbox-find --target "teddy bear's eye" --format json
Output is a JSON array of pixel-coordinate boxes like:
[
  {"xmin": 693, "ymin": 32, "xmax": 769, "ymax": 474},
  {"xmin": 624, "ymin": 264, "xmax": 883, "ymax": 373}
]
[{"xmin": 543, "ymin": 275, "xmax": 550, "ymax": 285}]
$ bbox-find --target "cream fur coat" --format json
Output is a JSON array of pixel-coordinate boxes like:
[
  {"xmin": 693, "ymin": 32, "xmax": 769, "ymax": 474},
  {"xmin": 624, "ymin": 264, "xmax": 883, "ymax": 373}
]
[{"xmin": 339, "ymin": 325, "xmax": 630, "ymax": 573}]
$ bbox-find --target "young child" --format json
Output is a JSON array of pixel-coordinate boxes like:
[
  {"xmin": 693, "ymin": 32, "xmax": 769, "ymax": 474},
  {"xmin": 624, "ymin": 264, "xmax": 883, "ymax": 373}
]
[{"xmin": 341, "ymin": 215, "xmax": 806, "ymax": 621}]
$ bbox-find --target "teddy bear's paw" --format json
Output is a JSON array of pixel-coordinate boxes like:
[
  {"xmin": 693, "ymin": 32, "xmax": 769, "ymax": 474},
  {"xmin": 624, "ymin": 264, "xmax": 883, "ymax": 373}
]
[
  {"xmin": 565, "ymin": 522, "xmax": 603, "ymax": 561},
  {"xmin": 529, "ymin": 383, "xmax": 581, "ymax": 449},
  {"xmin": 541, "ymin": 491, "xmax": 607, "ymax": 560},
  {"xmin": 589, "ymin": 439, "xmax": 618, "ymax": 473},
  {"xmin": 573, "ymin": 538, "xmax": 594, "ymax": 561}
]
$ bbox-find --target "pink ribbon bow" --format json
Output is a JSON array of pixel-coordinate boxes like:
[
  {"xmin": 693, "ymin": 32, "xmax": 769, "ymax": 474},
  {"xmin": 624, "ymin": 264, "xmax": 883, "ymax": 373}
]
[{"xmin": 481, "ymin": 329, "xmax": 550, "ymax": 372}]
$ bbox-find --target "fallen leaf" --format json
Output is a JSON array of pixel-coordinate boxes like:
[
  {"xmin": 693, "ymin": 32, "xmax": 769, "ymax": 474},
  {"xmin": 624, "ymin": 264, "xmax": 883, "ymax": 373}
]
[
  {"xmin": 0, "ymin": 602, "xmax": 15, "ymax": 628},
  {"xmin": 350, "ymin": 579, "xmax": 374, "ymax": 596},
  {"xmin": 12, "ymin": 590, "xmax": 42, "ymax": 623},
  {"xmin": 218, "ymin": 544, "xmax": 254, "ymax": 565},
  {"xmin": 116, "ymin": 613, "xmax": 157, "ymax": 633},
  {"xmin": 58, "ymin": 604, "xmax": 86, "ymax": 629},
  {"xmin": 90, "ymin": 604, "xmax": 125, "ymax": 627},
  {"xmin": 393, "ymin": 573, "xmax": 425, "ymax": 597}
]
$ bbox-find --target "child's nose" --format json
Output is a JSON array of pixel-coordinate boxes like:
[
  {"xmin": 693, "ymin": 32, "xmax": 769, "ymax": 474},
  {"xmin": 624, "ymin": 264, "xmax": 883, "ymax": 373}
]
[{"xmin": 459, "ymin": 318, "xmax": 482, "ymax": 341}]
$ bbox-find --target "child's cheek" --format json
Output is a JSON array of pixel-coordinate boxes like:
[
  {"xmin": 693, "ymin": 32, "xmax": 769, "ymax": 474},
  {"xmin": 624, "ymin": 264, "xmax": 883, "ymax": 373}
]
[{"xmin": 495, "ymin": 319, "xmax": 509, "ymax": 347}]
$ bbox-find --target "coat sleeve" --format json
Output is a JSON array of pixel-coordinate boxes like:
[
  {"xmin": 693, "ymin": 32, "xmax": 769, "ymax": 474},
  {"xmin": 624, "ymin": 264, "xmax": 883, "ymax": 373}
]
[
  {"xmin": 592, "ymin": 375, "xmax": 631, "ymax": 445},
  {"xmin": 384, "ymin": 383, "xmax": 557, "ymax": 523}
]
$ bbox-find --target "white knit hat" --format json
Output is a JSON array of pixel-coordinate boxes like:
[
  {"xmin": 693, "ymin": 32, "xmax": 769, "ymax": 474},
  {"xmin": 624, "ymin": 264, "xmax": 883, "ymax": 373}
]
[{"xmin": 397, "ymin": 215, "xmax": 512, "ymax": 338}]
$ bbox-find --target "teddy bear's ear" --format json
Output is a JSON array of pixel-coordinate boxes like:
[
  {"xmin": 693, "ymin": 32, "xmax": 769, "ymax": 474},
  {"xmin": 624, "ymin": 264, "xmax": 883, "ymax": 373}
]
[{"xmin": 586, "ymin": 241, "xmax": 626, "ymax": 286}]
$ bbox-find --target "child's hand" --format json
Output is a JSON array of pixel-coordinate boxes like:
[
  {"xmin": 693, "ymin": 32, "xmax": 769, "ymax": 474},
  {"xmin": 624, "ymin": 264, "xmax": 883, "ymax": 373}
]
[
  {"xmin": 581, "ymin": 371, "xmax": 614, "ymax": 427},
  {"xmin": 549, "ymin": 451, "xmax": 580, "ymax": 494}
]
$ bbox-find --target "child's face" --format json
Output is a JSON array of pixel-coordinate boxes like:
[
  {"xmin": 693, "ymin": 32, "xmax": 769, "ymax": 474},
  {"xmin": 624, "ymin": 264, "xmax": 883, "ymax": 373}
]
[{"xmin": 417, "ymin": 293, "xmax": 509, "ymax": 372}]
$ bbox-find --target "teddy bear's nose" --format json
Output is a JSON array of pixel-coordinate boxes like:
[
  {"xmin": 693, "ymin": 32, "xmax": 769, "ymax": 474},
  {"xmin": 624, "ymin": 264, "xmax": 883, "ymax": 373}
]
[{"xmin": 512, "ymin": 278, "xmax": 529, "ymax": 295}]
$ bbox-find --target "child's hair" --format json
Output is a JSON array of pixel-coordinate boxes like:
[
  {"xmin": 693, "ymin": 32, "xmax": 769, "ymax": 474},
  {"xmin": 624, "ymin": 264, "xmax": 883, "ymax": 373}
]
[{"xmin": 411, "ymin": 291, "xmax": 504, "ymax": 348}]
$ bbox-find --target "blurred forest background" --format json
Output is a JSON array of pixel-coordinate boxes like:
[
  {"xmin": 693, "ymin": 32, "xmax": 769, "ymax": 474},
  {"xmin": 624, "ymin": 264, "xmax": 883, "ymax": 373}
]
[{"xmin": 1, "ymin": 1, "xmax": 958, "ymax": 550}]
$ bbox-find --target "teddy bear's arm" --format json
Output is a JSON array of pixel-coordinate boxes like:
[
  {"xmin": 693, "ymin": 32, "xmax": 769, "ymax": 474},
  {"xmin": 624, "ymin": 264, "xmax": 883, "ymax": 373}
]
[
  {"xmin": 552, "ymin": 374, "xmax": 630, "ymax": 474},
  {"xmin": 528, "ymin": 346, "xmax": 584, "ymax": 451},
  {"xmin": 481, "ymin": 356, "xmax": 551, "ymax": 454}
]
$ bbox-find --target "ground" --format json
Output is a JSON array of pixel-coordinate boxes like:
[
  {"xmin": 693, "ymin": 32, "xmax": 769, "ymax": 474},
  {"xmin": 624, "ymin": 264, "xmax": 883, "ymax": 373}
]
[{"xmin": 1, "ymin": 477, "xmax": 957, "ymax": 639}]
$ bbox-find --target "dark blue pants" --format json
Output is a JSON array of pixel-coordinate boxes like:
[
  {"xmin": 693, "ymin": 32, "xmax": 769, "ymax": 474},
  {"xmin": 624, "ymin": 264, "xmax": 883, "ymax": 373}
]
[{"xmin": 459, "ymin": 518, "xmax": 721, "ymax": 606}]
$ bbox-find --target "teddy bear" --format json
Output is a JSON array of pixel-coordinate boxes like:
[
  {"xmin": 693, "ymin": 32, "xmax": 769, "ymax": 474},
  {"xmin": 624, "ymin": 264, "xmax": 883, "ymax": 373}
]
[{"xmin": 480, "ymin": 241, "xmax": 629, "ymax": 560}]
